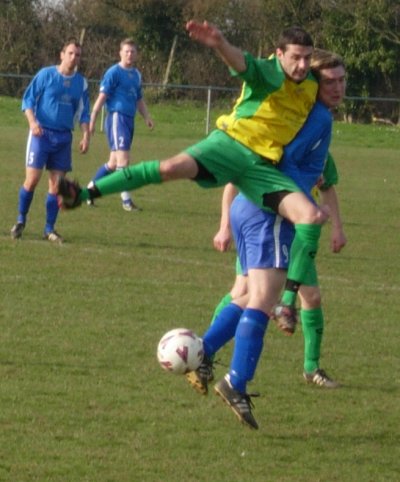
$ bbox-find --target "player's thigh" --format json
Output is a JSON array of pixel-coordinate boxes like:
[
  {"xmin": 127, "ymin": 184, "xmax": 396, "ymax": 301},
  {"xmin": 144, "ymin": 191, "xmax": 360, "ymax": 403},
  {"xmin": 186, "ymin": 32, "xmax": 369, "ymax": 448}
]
[
  {"xmin": 48, "ymin": 169, "xmax": 66, "ymax": 194},
  {"xmin": 106, "ymin": 151, "xmax": 118, "ymax": 170},
  {"xmin": 25, "ymin": 132, "xmax": 48, "ymax": 171},
  {"xmin": 159, "ymin": 152, "xmax": 199, "ymax": 180},
  {"xmin": 230, "ymin": 274, "xmax": 248, "ymax": 299},
  {"xmin": 185, "ymin": 130, "xmax": 250, "ymax": 188},
  {"xmin": 278, "ymin": 191, "xmax": 322, "ymax": 224},
  {"xmin": 236, "ymin": 162, "xmax": 300, "ymax": 211},
  {"xmin": 236, "ymin": 207, "xmax": 293, "ymax": 273},
  {"xmin": 24, "ymin": 166, "xmax": 43, "ymax": 190},
  {"xmin": 247, "ymin": 268, "xmax": 286, "ymax": 313},
  {"xmin": 105, "ymin": 112, "xmax": 133, "ymax": 151},
  {"xmin": 114, "ymin": 150, "xmax": 130, "ymax": 167},
  {"xmin": 46, "ymin": 131, "xmax": 73, "ymax": 173}
]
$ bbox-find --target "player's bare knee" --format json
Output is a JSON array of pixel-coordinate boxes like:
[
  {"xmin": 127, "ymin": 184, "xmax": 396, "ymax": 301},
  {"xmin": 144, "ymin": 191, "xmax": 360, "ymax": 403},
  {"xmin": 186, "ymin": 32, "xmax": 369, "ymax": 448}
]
[
  {"xmin": 299, "ymin": 287, "xmax": 321, "ymax": 309},
  {"xmin": 159, "ymin": 159, "xmax": 175, "ymax": 180},
  {"xmin": 230, "ymin": 276, "xmax": 248, "ymax": 299},
  {"xmin": 300, "ymin": 205, "xmax": 327, "ymax": 225},
  {"xmin": 248, "ymin": 293, "xmax": 276, "ymax": 315},
  {"xmin": 23, "ymin": 179, "xmax": 39, "ymax": 191},
  {"xmin": 307, "ymin": 292, "xmax": 321, "ymax": 308},
  {"xmin": 306, "ymin": 209, "xmax": 325, "ymax": 224},
  {"xmin": 315, "ymin": 207, "xmax": 329, "ymax": 224}
]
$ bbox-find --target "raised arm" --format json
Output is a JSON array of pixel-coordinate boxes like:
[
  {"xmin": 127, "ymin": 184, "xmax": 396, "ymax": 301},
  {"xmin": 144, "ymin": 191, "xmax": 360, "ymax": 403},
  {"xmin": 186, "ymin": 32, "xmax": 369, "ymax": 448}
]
[{"xmin": 186, "ymin": 20, "xmax": 246, "ymax": 73}]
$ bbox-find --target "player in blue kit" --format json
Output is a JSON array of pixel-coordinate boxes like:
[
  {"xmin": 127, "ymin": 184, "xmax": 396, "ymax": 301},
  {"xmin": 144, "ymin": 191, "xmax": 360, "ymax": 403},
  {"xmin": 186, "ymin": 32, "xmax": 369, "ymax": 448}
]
[
  {"xmin": 88, "ymin": 38, "xmax": 154, "ymax": 211},
  {"xmin": 10, "ymin": 38, "xmax": 90, "ymax": 243},
  {"xmin": 186, "ymin": 49, "xmax": 347, "ymax": 429}
]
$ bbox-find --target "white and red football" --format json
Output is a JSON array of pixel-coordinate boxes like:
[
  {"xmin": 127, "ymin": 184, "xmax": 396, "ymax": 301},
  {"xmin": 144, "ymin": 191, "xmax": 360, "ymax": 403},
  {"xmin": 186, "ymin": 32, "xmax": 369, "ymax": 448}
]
[{"xmin": 157, "ymin": 328, "xmax": 204, "ymax": 374}]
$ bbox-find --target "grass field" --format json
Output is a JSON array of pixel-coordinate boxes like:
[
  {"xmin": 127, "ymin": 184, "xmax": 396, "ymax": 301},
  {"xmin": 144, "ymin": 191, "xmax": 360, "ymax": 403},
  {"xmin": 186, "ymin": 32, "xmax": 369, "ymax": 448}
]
[{"xmin": 0, "ymin": 95, "xmax": 399, "ymax": 482}]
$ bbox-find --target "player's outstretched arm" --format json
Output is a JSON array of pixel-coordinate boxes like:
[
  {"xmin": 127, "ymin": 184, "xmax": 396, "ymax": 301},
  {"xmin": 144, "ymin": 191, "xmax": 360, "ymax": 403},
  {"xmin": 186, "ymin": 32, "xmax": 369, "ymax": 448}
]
[{"xmin": 186, "ymin": 20, "xmax": 246, "ymax": 73}]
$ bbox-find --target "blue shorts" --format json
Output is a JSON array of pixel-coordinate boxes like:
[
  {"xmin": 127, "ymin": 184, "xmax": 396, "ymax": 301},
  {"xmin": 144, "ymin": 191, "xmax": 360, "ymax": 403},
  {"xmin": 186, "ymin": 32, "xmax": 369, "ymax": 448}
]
[
  {"xmin": 230, "ymin": 194, "xmax": 295, "ymax": 275},
  {"xmin": 105, "ymin": 112, "xmax": 134, "ymax": 151},
  {"xmin": 26, "ymin": 128, "xmax": 73, "ymax": 172}
]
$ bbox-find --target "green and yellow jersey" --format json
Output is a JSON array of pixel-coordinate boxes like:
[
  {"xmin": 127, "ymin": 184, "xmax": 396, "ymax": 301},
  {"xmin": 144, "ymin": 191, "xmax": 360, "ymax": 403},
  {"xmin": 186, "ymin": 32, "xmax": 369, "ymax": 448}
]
[{"xmin": 216, "ymin": 52, "xmax": 318, "ymax": 163}]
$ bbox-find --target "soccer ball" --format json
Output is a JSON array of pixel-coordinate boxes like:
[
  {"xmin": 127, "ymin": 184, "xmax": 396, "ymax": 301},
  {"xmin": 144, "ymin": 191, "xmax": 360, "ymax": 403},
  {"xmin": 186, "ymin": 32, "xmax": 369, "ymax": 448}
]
[{"xmin": 157, "ymin": 328, "xmax": 204, "ymax": 375}]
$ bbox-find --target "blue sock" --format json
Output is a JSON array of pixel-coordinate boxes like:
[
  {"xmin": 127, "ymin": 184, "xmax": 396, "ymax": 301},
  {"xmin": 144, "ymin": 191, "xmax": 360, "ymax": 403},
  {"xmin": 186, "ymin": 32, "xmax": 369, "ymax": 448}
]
[
  {"xmin": 92, "ymin": 163, "xmax": 113, "ymax": 182},
  {"xmin": 17, "ymin": 187, "xmax": 34, "ymax": 224},
  {"xmin": 229, "ymin": 308, "xmax": 269, "ymax": 393},
  {"xmin": 202, "ymin": 303, "xmax": 243, "ymax": 357},
  {"xmin": 45, "ymin": 193, "xmax": 59, "ymax": 233}
]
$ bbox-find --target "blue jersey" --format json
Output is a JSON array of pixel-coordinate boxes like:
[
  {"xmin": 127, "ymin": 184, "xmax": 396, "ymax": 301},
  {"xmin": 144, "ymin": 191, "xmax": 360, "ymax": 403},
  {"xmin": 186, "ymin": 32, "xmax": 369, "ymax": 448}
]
[
  {"xmin": 22, "ymin": 66, "xmax": 90, "ymax": 132},
  {"xmin": 100, "ymin": 64, "xmax": 143, "ymax": 117},
  {"xmin": 278, "ymin": 100, "xmax": 332, "ymax": 200}
]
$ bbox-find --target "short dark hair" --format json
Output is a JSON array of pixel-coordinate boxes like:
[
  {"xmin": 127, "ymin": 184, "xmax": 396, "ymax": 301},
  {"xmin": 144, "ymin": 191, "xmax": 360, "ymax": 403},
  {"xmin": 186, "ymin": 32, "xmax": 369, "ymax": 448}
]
[
  {"xmin": 277, "ymin": 26, "xmax": 314, "ymax": 51},
  {"xmin": 120, "ymin": 38, "xmax": 137, "ymax": 50},
  {"xmin": 62, "ymin": 38, "xmax": 81, "ymax": 51},
  {"xmin": 311, "ymin": 48, "xmax": 345, "ymax": 79}
]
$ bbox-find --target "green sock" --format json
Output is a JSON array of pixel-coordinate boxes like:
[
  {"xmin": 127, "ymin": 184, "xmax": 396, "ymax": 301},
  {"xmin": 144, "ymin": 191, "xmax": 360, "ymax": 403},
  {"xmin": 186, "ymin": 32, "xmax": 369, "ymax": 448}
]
[
  {"xmin": 79, "ymin": 160, "xmax": 162, "ymax": 201},
  {"xmin": 282, "ymin": 224, "xmax": 321, "ymax": 306},
  {"xmin": 301, "ymin": 307, "xmax": 324, "ymax": 373},
  {"xmin": 210, "ymin": 293, "xmax": 232, "ymax": 326}
]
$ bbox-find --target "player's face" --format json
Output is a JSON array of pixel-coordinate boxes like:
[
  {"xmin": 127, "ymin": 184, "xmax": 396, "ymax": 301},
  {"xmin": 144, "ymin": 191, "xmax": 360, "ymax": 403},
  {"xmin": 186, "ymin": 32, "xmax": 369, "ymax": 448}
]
[
  {"xmin": 277, "ymin": 44, "xmax": 313, "ymax": 83},
  {"xmin": 317, "ymin": 66, "xmax": 346, "ymax": 108},
  {"xmin": 60, "ymin": 44, "xmax": 81, "ymax": 74},
  {"xmin": 120, "ymin": 44, "xmax": 138, "ymax": 67}
]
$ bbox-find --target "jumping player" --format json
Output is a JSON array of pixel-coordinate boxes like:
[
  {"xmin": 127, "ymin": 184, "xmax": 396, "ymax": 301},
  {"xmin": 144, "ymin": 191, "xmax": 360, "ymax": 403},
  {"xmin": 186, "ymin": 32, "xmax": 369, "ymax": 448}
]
[
  {"xmin": 186, "ymin": 49, "xmax": 347, "ymax": 429},
  {"xmin": 58, "ymin": 21, "xmax": 326, "ymax": 321}
]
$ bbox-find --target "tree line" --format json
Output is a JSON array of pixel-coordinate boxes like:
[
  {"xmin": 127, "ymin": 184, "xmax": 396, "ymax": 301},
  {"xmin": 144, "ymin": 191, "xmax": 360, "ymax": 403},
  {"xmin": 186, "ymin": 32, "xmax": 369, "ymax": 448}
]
[{"xmin": 1, "ymin": 0, "xmax": 399, "ymax": 121}]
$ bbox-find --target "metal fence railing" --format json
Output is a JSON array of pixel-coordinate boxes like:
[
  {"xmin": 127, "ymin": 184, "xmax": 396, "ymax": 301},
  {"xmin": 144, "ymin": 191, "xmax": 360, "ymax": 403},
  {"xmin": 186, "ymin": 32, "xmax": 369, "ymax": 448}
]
[{"xmin": 1, "ymin": 73, "xmax": 399, "ymax": 130}]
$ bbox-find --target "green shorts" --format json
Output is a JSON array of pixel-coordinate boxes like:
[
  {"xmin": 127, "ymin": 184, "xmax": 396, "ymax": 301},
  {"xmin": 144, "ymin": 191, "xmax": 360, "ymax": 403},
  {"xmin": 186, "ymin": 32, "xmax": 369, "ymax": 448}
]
[{"xmin": 185, "ymin": 129, "xmax": 301, "ymax": 210}]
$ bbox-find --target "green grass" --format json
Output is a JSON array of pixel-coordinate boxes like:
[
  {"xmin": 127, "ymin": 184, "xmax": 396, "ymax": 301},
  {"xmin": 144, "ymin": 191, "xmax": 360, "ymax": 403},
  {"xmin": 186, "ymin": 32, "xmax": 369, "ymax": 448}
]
[{"xmin": 0, "ymin": 95, "xmax": 399, "ymax": 481}]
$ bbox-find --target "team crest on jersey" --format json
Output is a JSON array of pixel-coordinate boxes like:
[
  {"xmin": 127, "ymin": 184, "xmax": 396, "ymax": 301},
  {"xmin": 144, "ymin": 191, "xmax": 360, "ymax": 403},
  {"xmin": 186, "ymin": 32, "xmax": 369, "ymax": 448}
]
[{"xmin": 63, "ymin": 80, "xmax": 71, "ymax": 88}]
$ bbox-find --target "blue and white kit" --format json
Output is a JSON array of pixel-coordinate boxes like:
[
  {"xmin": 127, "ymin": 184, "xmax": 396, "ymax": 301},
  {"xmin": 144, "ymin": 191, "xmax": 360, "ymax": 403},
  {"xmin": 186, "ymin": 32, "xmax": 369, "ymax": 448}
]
[
  {"xmin": 100, "ymin": 64, "xmax": 143, "ymax": 151},
  {"xmin": 22, "ymin": 66, "xmax": 90, "ymax": 171}
]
